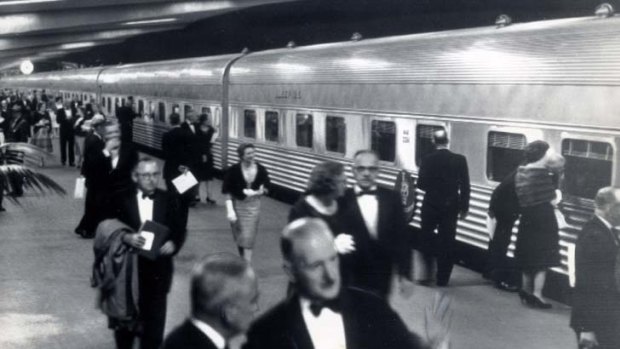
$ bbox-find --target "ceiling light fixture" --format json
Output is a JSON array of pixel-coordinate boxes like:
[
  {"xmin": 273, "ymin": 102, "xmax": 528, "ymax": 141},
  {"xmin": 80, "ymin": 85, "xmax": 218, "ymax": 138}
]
[
  {"xmin": 0, "ymin": 0, "xmax": 62, "ymax": 6},
  {"xmin": 59, "ymin": 41, "xmax": 97, "ymax": 50},
  {"xmin": 123, "ymin": 18, "xmax": 178, "ymax": 26}
]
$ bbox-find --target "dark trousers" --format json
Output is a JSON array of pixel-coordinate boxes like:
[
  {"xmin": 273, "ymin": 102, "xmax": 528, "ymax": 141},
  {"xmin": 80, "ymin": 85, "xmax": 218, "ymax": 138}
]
[
  {"xmin": 486, "ymin": 218, "xmax": 520, "ymax": 286},
  {"xmin": 114, "ymin": 261, "xmax": 170, "ymax": 349},
  {"xmin": 76, "ymin": 186, "xmax": 106, "ymax": 235},
  {"xmin": 420, "ymin": 204, "xmax": 458, "ymax": 285},
  {"xmin": 120, "ymin": 123, "xmax": 132, "ymax": 144},
  {"xmin": 165, "ymin": 179, "xmax": 191, "ymax": 230},
  {"xmin": 59, "ymin": 132, "xmax": 75, "ymax": 165}
]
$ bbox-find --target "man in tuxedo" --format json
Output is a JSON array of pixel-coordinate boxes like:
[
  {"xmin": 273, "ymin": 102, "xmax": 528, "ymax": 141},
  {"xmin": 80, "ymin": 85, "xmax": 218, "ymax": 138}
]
[
  {"xmin": 180, "ymin": 108, "xmax": 201, "ymax": 205},
  {"xmin": 417, "ymin": 130, "xmax": 470, "ymax": 287},
  {"xmin": 116, "ymin": 96, "xmax": 136, "ymax": 143},
  {"xmin": 244, "ymin": 218, "xmax": 439, "ymax": 349},
  {"xmin": 110, "ymin": 157, "xmax": 186, "ymax": 349},
  {"xmin": 74, "ymin": 116, "xmax": 108, "ymax": 238},
  {"xmin": 340, "ymin": 149, "xmax": 413, "ymax": 299},
  {"xmin": 571, "ymin": 187, "xmax": 620, "ymax": 349},
  {"xmin": 162, "ymin": 253, "xmax": 258, "ymax": 349},
  {"xmin": 55, "ymin": 97, "xmax": 75, "ymax": 166}
]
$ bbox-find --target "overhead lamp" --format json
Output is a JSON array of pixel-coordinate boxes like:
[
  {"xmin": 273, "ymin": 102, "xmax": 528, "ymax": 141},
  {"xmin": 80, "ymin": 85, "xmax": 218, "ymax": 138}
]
[
  {"xmin": 495, "ymin": 14, "xmax": 512, "ymax": 28},
  {"xmin": 0, "ymin": 0, "xmax": 62, "ymax": 6},
  {"xmin": 350, "ymin": 32, "xmax": 363, "ymax": 41},
  {"xmin": 20, "ymin": 59, "xmax": 34, "ymax": 75},
  {"xmin": 123, "ymin": 18, "xmax": 178, "ymax": 26},
  {"xmin": 59, "ymin": 41, "xmax": 97, "ymax": 50},
  {"xmin": 595, "ymin": 3, "xmax": 615, "ymax": 18}
]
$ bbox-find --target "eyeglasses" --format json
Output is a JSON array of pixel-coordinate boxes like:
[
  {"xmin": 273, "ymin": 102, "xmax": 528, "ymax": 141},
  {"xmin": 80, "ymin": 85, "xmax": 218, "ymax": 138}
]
[
  {"xmin": 137, "ymin": 172, "xmax": 160, "ymax": 179},
  {"xmin": 354, "ymin": 166, "xmax": 379, "ymax": 172}
]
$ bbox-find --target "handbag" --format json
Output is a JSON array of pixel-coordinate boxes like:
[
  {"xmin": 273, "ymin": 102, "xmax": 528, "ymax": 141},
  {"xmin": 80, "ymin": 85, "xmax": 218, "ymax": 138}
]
[{"xmin": 74, "ymin": 177, "xmax": 86, "ymax": 199}]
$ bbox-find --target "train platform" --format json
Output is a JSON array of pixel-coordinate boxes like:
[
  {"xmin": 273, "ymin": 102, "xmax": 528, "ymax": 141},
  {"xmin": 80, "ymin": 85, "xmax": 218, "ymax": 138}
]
[{"xmin": 0, "ymin": 152, "xmax": 577, "ymax": 349}]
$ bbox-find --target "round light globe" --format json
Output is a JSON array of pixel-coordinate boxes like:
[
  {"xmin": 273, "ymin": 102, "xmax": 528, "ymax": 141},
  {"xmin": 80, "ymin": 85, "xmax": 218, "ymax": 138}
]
[{"xmin": 20, "ymin": 60, "xmax": 34, "ymax": 75}]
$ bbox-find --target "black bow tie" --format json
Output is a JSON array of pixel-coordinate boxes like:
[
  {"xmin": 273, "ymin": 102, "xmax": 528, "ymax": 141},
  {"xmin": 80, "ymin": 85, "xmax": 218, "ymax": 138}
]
[
  {"xmin": 309, "ymin": 298, "xmax": 341, "ymax": 317},
  {"xmin": 141, "ymin": 192, "xmax": 156, "ymax": 200},
  {"xmin": 356, "ymin": 189, "xmax": 378, "ymax": 197}
]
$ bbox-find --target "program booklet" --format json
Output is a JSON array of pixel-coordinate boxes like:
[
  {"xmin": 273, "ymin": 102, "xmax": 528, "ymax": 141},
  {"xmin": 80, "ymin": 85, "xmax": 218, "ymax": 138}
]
[{"xmin": 137, "ymin": 220, "xmax": 171, "ymax": 260}]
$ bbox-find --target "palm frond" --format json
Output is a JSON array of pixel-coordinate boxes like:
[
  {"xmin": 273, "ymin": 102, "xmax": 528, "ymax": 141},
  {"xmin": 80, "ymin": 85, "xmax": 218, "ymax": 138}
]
[
  {"xmin": 1, "ymin": 164, "xmax": 66, "ymax": 203},
  {"xmin": 1, "ymin": 142, "xmax": 55, "ymax": 167}
]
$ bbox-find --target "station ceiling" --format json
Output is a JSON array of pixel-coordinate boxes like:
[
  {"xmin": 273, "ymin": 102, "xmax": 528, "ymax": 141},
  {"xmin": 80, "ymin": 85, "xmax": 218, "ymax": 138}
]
[
  {"xmin": 0, "ymin": 0, "xmax": 607, "ymax": 73},
  {"xmin": 0, "ymin": 0, "xmax": 295, "ymax": 71}
]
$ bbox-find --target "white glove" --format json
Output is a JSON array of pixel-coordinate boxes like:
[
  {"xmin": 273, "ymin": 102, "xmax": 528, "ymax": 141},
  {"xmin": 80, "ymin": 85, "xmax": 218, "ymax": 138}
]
[
  {"xmin": 225, "ymin": 200, "xmax": 237, "ymax": 223},
  {"xmin": 334, "ymin": 233, "xmax": 356, "ymax": 254}
]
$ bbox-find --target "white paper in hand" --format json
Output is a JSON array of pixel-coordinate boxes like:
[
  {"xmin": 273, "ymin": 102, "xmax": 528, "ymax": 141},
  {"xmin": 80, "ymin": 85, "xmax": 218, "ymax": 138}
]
[
  {"xmin": 172, "ymin": 171, "xmax": 198, "ymax": 194},
  {"xmin": 74, "ymin": 177, "xmax": 86, "ymax": 199},
  {"xmin": 139, "ymin": 231, "xmax": 155, "ymax": 251}
]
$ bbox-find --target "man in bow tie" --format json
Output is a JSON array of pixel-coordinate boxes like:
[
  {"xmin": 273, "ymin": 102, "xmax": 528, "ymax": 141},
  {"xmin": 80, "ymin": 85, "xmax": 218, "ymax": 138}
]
[
  {"xmin": 571, "ymin": 186, "xmax": 620, "ymax": 349},
  {"xmin": 108, "ymin": 158, "xmax": 186, "ymax": 349},
  {"xmin": 244, "ymin": 218, "xmax": 435, "ymax": 349},
  {"xmin": 339, "ymin": 149, "xmax": 413, "ymax": 299}
]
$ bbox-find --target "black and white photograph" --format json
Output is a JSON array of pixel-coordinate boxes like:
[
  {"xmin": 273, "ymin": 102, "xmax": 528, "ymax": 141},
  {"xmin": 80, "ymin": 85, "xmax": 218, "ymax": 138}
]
[{"xmin": 1, "ymin": 0, "xmax": 619, "ymax": 348}]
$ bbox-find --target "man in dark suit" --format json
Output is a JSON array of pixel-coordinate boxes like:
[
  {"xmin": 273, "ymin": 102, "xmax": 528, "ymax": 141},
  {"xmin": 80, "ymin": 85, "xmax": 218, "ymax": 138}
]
[
  {"xmin": 417, "ymin": 130, "xmax": 470, "ymax": 287},
  {"xmin": 162, "ymin": 253, "xmax": 258, "ymax": 349},
  {"xmin": 571, "ymin": 187, "xmax": 620, "ymax": 349},
  {"xmin": 109, "ymin": 157, "xmax": 186, "ymax": 349},
  {"xmin": 116, "ymin": 96, "xmax": 136, "ymax": 143},
  {"xmin": 55, "ymin": 97, "xmax": 75, "ymax": 166},
  {"xmin": 74, "ymin": 116, "xmax": 109, "ymax": 238},
  {"xmin": 180, "ymin": 108, "xmax": 201, "ymax": 204},
  {"xmin": 244, "ymin": 218, "xmax": 444, "ymax": 349},
  {"xmin": 340, "ymin": 149, "xmax": 413, "ymax": 299}
]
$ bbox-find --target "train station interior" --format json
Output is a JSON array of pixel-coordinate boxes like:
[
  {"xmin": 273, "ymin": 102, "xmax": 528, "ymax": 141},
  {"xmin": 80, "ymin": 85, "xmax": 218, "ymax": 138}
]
[{"xmin": 1, "ymin": 1, "xmax": 619, "ymax": 348}]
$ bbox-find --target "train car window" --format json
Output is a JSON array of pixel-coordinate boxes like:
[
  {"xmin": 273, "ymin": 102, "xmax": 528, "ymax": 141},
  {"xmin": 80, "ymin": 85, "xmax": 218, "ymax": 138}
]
[
  {"xmin": 487, "ymin": 131, "xmax": 526, "ymax": 181},
  {"xmin": 562, "ymin": 139, "xmax": 613, "ymax": 199},
  {"xmin": 326, "ymin": 116, "xmax": 346, "ymax": 154},
  {"xmin": 158, "ymin": 102, "xmax": 166, "ymax": 123},
  {"xmin": 265, "ymin": 111, "xmax": 279, "ymax": 142},
  {"xmin": 102, "ymin": 97, "xmax": 106, "ymax": 107},
  {"xmin": 371, "ymin": 120, "xmax": 396, "ymax": 162},
  {"xmin": 296, "ymin": 114, "xmax": 313, "ymax": 148},
  {"xmin": 415, "ymin": 124, "xmax": 445, "ymax": 166},
  {"xmin": 184, "ymin": 104, "xmax": 192, "ymax": 119},
  {"xmin": 115, "ymin": 98, "xmax": 119, "ymax": 115},
  {"xmin": 138, "ymin": 100, "xmax": 144, "ymax": 114},
  {"xmin": 121, "ymin": 98, "xmax": 126, "ymax": 107},
  {"xmin": 243, "ymin": 110, "xmax": 257, "ymax": 138},
  {"xmin": 201, "ymin": 107, "xmax": 210, "ymax": 115}
]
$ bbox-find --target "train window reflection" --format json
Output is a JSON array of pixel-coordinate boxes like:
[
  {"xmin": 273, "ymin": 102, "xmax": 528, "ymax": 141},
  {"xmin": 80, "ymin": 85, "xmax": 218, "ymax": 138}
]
[
  {"xmin": 296, "ymin": 114, "xmax": 313, "ymax": 148},
  {"xmin": 158, "ymin": 102, "xmax": 166, "ymax": 123},
  {"xmin": 371, "ymin": 120, "xmax": 396, "ymax": 162},
  {"xmin": 326, "ymin": 116, "xmax": 346, "ymax": 154},
  {"xmin": 562, "ymin": 139, "xmax": 613, "ymax": 199},
  {"xmin": 265, "ymin": 111, "xmax": 279, "ymax": 142},
  {"xmin": 107, "ymin": 98, "xmax": 111, "ymax": 114},
  {"xmin": 416, "ymin": 124, "xmax": 444, "ymax": 166},
  {"xmin": 487, "ymin": 131, "xmax": 526, "ymax": 181},
  {"xmin": 243, "ymin": 110, "xmax": 257, "ymax": 138}
]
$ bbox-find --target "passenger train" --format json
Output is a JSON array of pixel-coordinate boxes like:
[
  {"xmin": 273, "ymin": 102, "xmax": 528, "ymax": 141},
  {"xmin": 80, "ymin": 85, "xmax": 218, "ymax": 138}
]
[{"xmin": 3, "ymin": 13, "xmax": 620, "ymax": 290}]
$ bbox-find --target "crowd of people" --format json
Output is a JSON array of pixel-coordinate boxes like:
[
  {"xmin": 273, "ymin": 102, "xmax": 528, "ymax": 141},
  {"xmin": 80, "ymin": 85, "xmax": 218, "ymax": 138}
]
[{"xmin": 2, "ymin": 87, "xmax": 619, "ymax": 349}]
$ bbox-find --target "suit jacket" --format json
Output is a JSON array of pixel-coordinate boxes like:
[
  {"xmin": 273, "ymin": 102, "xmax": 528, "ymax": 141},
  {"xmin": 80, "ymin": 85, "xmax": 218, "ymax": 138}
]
[
  {"xmin": 86, "ymin": 143, "xmax": 138, "ymax": 196},
  {"xmin": 570, "ymin": 217, "xmax": 620, "ymax": 336},
  {"xmin": 417, "ymin": 148, "xmax": 470, "ymax": 213},
  {"xmin": 55, "ymin": 107, "xmax": 74, "ymax": 136},
  {"xmin": 110, "ymin": 188, "xmax": 186, "ymax": 294},
  {"xmin": 221, "ymin": 162, "xmax": 270, "ymax": 200},
  {"xmin": 244, "ymin": 288, "xmax": 427, "ymax": 349},
  {"xmin": 488, "ymin": 170, "xmax": 519, "ymax": 223},
  {"xmin": 340, "ymin": 187, "xmax": 412, "ymax": 297},
  {"xmin": 162, "ymin": 126, "xmax": 197, "ymax": 181},
  {"xmin": 116, "ymin": 105, "xmax": 136, "ymax": 125},
  {"xmin": 81, "ymin": 132, "xmax": 105, "ymax": 178},
  {"xmin": 162, "ymin": 320, "xmax": 218, "ymax": 349}
]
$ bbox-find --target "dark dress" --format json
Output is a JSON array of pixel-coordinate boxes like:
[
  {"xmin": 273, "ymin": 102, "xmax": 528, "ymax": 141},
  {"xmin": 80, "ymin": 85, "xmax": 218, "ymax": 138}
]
[
  {"xmin": 195, "ymin": 125, "xmax": 215, "ymax": 181},
  {"xmin": 514, "ymin": 167, "xmax": 561, "ymax": 271}
]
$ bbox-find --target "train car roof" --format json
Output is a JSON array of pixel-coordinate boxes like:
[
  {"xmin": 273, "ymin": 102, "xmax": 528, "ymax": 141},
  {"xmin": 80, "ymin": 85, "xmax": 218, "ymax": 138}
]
[
  {"xmin": 228, "ymin": 15, "xmax": 620, "ymax": 131},
  {"xmin": 0, "ymin": 67, "xmax": 103, "ymax": 92},
  {"xmin": 97, "ymin": 54, "xmax": 241, "ymax": 100}
]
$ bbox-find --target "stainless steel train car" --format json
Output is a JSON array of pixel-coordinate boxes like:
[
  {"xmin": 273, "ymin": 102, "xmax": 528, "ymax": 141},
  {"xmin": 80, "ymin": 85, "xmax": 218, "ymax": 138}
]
[{"xmin": 3, "ymin": 13, "xmax": 620, "ymax": 287}]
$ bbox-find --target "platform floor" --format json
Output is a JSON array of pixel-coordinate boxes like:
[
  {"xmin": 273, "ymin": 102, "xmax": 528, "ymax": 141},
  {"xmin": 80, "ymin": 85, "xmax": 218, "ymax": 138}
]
[{"xmin": 0, "ymin": 152, "xmax": 577, "ymax": 349}]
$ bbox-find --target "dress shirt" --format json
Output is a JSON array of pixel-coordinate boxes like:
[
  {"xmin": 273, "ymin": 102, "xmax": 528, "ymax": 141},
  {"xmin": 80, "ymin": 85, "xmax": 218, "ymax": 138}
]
[
  {"xmin": 190, "ymin": 318, "xmax": 226, "ymax": 349},
  {"xmin": 188, "ymin": 122, "xmax": 196, "ymax": 134},
  {"xmin": 137, "ymin": 191, "xmax": 154, "ymax": 224},
  {"xmin": 102, "ymin": 149, "xmax": 120, "ymax": 169},
  {"xmin": 354, "ymin": 185, "xmax": 379, "ymax": 239},
  {"xmin": 299, "ymin": 297, "xmax": 347, "ymax": 349}
]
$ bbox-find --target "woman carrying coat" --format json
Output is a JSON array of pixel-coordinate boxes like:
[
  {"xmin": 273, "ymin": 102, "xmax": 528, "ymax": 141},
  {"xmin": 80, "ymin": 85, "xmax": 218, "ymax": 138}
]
[{"xmin": 222, "ymin": 143, "xmax": 270, "ymax": 262}]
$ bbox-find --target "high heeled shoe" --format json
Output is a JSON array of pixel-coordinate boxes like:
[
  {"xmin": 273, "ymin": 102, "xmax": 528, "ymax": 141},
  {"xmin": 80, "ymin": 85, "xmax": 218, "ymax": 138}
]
[
  {"xmin": 529, "ymin": 295, "xmax": 552, "ymax": 309},
  {"xmin": 518, "ymin": 290, "xmax": 532, "ymax": 306}
]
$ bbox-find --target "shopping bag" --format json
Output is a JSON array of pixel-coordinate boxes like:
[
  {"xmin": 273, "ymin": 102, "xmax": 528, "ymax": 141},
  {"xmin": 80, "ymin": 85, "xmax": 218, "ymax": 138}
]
[{"xmin": 74, "ymin": 177, "xmax": 86, "ymax": 199}]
